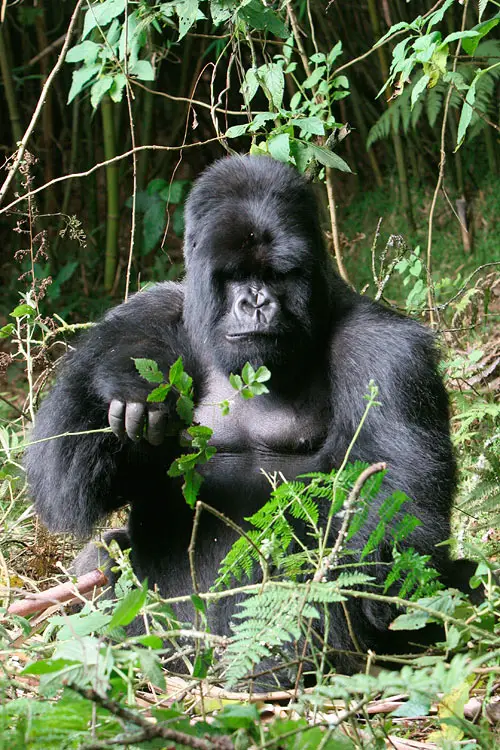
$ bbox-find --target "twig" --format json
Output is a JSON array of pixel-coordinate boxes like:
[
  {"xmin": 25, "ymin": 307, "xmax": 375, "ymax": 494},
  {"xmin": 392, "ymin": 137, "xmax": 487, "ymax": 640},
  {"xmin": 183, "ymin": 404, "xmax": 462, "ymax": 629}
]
[
  {"xmin": 0, "ymin": 139, "xmax": 222, "ymax": 216},
  {"xmin": 7, "ymin": 569, "xmax": 108, "ymax": 617},
  {"xmin": 67, "ymin": 683, "xmax": 233, "ymax": 750},
  {"xmin": 0, "ymin": 0, "xmax": 85, "ymax": 206},
  {"xmin": 1, "ymin": 426, "xmax": 113, "ymax": 455},
  {"xmin": 195, "ymin": 500, "xmax": 271, "ymax": 583},
  {"xmin": 315, "ymin": 462, "xmax": 386, "ymax": 582},
  {"xmin": 26, "ymin": 34, "xmax": 65, "ymax": 67}
]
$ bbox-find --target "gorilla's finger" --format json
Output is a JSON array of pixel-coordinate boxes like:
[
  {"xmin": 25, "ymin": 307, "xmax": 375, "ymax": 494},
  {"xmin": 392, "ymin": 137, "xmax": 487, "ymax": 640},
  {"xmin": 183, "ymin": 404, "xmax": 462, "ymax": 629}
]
[
  {"xmin": 108, "ymin": 400, "xmax": 126, "ymax": 439},
  {"xmin": 125, "ymin": 402, "xmax": 146, "ymax": 441},
  {"xmin": 146, "ymin": 408, "xmax": 167, "ymax": 446}
]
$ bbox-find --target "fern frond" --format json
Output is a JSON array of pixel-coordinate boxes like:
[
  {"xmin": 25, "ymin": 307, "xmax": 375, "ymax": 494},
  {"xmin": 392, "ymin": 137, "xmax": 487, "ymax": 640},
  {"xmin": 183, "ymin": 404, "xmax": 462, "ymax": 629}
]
[{"xmin": 224, "ymin": 585, "xmax": 319, "ymax": 686}]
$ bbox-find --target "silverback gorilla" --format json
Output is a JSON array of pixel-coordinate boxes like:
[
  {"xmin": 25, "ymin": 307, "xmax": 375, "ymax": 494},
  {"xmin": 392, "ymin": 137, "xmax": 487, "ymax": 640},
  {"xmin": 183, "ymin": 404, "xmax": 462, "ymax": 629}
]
[{"xmin": 25, "ymin": 155, "xmax": 473, "ymax": 680}]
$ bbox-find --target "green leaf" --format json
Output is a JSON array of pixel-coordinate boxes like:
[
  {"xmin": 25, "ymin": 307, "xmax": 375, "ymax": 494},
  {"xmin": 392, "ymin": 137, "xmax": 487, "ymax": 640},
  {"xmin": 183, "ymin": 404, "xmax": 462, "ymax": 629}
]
[
  {"xmin": 333, "ymin": 74, "xmax": 349, "ymax": 89},
  {"xmin": 142, "ymin": 199, "xmax": 166, "ymax": 253},
  {"xmin": 268, "ymin": 132, "xmax": 290, "ymax": 163},
  {"xmin": 289, "ymin": 91, "xmax": 302, "ymax": 111},
  {"xmin": 0, "ymin": 323, "xmax": 15, "ymax": 338},
  {"xmin": 241, "ymin": 66, "xmax": 259, "ymax": 104},
  {"xmin": 307, "ymin": 142, "xmax": 352, "ymax": 172},
  {"xmin": 393, "ymin": 696, "xmax": 432, "ymax": 718},
  {"xmin": 10, "ymin": 304, "xmax": 36, "ymax": 319},
  {"xmin": 134, "ymin": 358, "xmax": 164, "ymax": 383},
  {"xmin": 22, "ymin": 658, "xmax": 77, "ymax": 675},
  {"xmin": 66, "ymin": 41, "xmax": 101, "ymax": 65},
  {"xmin": 442, "ymin": 30, "xmax": 480, "ymax": 46},
  {"xmin": 67, "ymin": 64, "xmax": 100, "ymax": 104},
  {"xmin": 229, "ymin": 373, "xmax": 243, "ymax": 391},
  {"xmin": 82, "ymin": 0, "xmax": 126, "ymax": 39},
  {"xmin": 248, "ymin": 111, "xmax": 276, "ymax": 133},
  {"xmin": 214, "ymin": 704, "xmax": 260, "ymax": 731},
  {"xmin": 193, "ymin": 648, "xmax": 213, "ymax": 679},
  {"xmin": 159, "ymin": 178, "xmax": 191, "ymax": 203},
  {"xmin": 138, "ymin": 649, "xmax": 166, "ymax": 690},
  {"xmin": 188, "ymin": 424, "xmax": 213, "ymax": 442},
  {"xmin": 147, "ymin": 384, "xmax": 171, "ymax": 403},
  {"xmin": 257, "ymin": 62, "xmax": 284, "ymax": 110},
  {"xmin": 241, "ymin": 362, "xmax": 255, "ymax": 384},
  {"xmin": 303, "ymin": 66, "xmax": 326, "ymax": 90},
  {"xmin": 90, "ymin": 76, "xmax": 114, "ymax": 109},
  {"xmin": 291, "ymin": 116, "xmax": 325, "ymax": 137},
  {"xmin": 375, "ymin": 21, "xmax": 412, "ymax": 49},
  {"xmin": 455, "ymin": 77, "xmax": 477, "ymax": 149},
  {"xmin": 290, "ymin": 140, "xmax": 312, "ymax": 173},
  {"xmin": 426, "ymin": 0, "xmax": 454, "ymax": 30},
  {"xmin": 248, "ymin": 382, "xmax": 269, "ymax": 396},
  {"xmin": 191, "ymin": 593, "xmax": 206, "ymax": 614},
  {"xmin": 137, "ymin": 634, "xmax": 163, "ymax": 648},
  {"xmin": 169, "ymin": 357, "xmax": 184, "ymax": 385},
  {"xmin": 211, "ymin": 0, "xmax": 232, "ymax": 26},
  {"xmin": 226, "ymin": 124, "xmax": 250, "ymax": 139},
  {"xmin": 238, "ymin": 1, "xmax": 288, "ymax": 38},
  {"xmin": 255, "ymin": 366, "xmax": 271, "ymax": 383},
  {"xmin": 411, "ymin": 73, "xmax": 430, "ymax": 109},
  {"xmin": 462, "ymin": 15, "xmax": 500, "ymax": 55},
  {"xmin": 390, "ymin": 610, "xmax": 430, "ymax": 630},
  {"xmin": 327, "ymin": 41, "xmax": 343, "ymax": 65},
  {"xmin": 129, "ymin": 60, "xmax": 155, "ymax": 81},
  {"xmin": 176, "ymin": 393, "xmax": 194, "ymax": 424},
  {"xmin": 177, "ymin": 0, "xmax": 204, "ymax": 41},
  {"xmin": 182, "ymin": 468, "xmax": 203, "ymax": 507},
  {"xmin": 107, "ymin": 581, "xmax": 148, "ymax": 629}
]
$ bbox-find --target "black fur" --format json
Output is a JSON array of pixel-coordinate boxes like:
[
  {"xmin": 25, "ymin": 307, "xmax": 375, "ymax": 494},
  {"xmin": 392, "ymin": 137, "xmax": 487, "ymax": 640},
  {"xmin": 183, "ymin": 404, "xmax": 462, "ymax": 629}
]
[{"xmin": 25, "ymin": 155, "xmax": 472, "ymax": 679}]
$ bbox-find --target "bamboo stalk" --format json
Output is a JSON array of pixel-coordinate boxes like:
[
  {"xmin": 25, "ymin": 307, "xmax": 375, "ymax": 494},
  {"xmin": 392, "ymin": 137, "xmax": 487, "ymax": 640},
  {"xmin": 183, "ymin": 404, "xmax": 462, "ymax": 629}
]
[
  {"xmin": 0, "ymin": 24, "xmax": 23, "ymax": 144},
  {"xmin": 367, "ymin": 0, "xmax": 415, "ymax": 230},
  {"xmin": 101, "ymin": 94, "xmax": 120, "ymax": 292}
]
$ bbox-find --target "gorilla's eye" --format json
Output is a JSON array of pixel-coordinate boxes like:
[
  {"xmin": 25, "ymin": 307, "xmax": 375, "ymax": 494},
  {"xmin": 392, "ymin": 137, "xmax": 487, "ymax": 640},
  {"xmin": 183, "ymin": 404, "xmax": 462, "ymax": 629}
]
[{"xmin": 241, "ymin": 232, "xmax": 255, "ymax": 249}]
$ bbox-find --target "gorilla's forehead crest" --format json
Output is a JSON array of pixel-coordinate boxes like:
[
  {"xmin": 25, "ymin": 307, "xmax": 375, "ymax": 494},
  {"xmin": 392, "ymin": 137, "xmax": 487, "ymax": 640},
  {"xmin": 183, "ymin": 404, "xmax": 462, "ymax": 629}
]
[{"xmin": 184, "ymin": 155, "xmax": 321, "ymax": 268}]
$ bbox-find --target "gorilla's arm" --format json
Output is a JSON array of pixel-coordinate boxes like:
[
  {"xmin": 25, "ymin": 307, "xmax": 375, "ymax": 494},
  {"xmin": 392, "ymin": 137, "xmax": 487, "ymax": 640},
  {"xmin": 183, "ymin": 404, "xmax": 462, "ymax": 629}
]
[
  {"xmin": 25, "ymin": 282, "xmax": 194, "ymax": 537},
  {"xmin": 327, "ymin": 301, "xmax": 456, "ymax": 579},
  {"xmin": 320, "ymin": 300, "xmax": 461, "ymax": 654}
]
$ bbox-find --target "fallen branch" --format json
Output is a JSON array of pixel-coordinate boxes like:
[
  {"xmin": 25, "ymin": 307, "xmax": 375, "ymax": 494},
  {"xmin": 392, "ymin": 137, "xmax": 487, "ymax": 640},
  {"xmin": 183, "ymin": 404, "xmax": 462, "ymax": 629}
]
[{"xmin": 7, "ymin": 569, "xmax": 108, "ymax": 617}]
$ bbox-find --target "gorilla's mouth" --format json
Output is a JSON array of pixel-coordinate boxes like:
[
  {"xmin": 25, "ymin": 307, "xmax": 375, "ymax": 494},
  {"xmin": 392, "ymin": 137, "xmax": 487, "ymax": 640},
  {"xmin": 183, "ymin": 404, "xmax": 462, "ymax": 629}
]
[{"xmin": 225, "ymin": 331, "xmax": 271, "ymax": 341}]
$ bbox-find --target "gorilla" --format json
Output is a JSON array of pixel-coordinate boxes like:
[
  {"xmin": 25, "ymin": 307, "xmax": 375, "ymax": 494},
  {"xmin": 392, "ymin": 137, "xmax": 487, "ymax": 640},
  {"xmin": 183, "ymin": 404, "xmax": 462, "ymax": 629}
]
[{"xmin": 25, "ymin": 155, "xmax": 472, "ymax": 680}]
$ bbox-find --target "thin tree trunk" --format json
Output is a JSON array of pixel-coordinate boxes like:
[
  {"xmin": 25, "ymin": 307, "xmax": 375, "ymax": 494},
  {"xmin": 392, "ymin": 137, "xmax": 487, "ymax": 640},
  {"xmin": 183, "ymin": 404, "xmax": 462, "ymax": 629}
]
[
  {"xmin": 101, "ymin": 95, "xmax": 120, "ymax": 292},
  {"xmin": 0, "ymin": 25, "xmax": 23, "ymax": 144},
  {"xmin": 35, "ymin": 6, "xmax": 55, "ymax": 213}
]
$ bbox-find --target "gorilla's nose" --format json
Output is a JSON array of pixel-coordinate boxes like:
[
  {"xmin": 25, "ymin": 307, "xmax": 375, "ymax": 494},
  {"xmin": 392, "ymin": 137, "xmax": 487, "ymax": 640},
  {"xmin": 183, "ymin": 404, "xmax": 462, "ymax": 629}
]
[{"xmin": 235, "ymin": 285, "xmax": 278, "ymax": 326}]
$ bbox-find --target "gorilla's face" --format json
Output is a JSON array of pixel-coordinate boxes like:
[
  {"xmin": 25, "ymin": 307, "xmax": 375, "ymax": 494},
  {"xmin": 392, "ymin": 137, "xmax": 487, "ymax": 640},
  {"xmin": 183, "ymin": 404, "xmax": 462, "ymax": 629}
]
[{"xmin": 183, "ymin": 156, "xmax": 333, "ymax": 375}]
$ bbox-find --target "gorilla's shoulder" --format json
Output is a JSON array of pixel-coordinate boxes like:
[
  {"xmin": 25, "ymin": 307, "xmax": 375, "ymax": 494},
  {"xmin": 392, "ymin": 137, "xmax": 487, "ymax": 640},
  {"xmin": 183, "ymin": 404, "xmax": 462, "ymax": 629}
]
[
  {"xmin": 331, "ymin": 294, "xmax": 438, "ymax": 374},
  {"xmin": 104, "ymin": 282, "xmax": 184, "ymax": 327}
]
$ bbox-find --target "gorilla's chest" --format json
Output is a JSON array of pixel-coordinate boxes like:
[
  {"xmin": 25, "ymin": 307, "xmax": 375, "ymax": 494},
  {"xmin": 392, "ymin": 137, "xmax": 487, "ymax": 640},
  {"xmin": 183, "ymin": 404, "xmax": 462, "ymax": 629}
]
[{"xmin": 194, "ymin": 372, "xmax": 330, "ymax": 490}]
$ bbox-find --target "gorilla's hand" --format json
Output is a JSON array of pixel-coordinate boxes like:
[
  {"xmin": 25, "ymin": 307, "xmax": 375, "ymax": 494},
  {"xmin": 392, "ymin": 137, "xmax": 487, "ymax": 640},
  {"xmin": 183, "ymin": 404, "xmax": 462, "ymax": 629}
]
[{"xmin": 108, "ymin": 399, "xmax": 168, "ymax": 445}]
